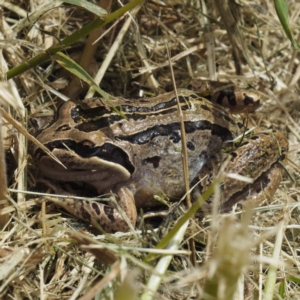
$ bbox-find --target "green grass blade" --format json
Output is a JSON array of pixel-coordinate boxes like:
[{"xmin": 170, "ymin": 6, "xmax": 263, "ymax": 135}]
[
  {"xmin": 287, "ymin": 275, "xmax": 300, "ymax": 284},
  {"xmin": 62, "ymin": 0, "xmax": 107, "ymax": 17},
  {"xmin": 143, "ymin": 180, "xmax": 218, "ymax": 263},
  {"xmin": 54, "ymin": 52, "xmax": 126, "ymax": 118},
  {"xmin": 273, "ymin": 0, "xmax": 300, "ymax": 50},
  {"xmin": 278, "ymin": 280, "xmax": 285, "ymax": 299}
]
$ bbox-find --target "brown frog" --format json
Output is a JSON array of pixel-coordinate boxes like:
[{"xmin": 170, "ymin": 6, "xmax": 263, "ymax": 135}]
[{"xmin": 31, "ymin": 88, "xmax": 287, "ymax": 232}]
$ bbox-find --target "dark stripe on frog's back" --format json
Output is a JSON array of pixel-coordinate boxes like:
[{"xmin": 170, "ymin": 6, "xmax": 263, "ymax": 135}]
[
  {"xmin": 73, "ymin": 96, "xmax": 238, "ymax": 133},
  {"xmin": 116, "ymin": 120, "xmax": 234, "ymax": 145},
  {"xmin": 72, "ymin": 96, "xmax": 183, "ymax": 122},
  {"xmin": 75, "ymin": 107, "xmax": 180, "ymax": 132},
  {"xmin": 214, "ymin": 90, "xmax": 238, "ymax": 107},
  {"xmin": 72, "ymin": 97, "xmax": 194, "ymax": 132}
]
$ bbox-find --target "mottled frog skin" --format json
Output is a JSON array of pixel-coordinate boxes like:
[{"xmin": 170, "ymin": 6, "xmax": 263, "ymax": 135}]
[{"xmin": 32, "ymin": 88, "xmax": 287, "ymax": 232}]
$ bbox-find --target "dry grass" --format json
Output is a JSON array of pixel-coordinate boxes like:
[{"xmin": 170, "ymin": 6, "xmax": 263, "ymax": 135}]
[{"xmin": 0, "ymin": 0, "xmax": 299, "ymax": 299}]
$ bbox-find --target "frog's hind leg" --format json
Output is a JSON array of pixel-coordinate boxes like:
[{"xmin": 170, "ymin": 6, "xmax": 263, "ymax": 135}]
[{"xmin": 221, "ymin": 162, "xmax": 284, "ymax": 211}]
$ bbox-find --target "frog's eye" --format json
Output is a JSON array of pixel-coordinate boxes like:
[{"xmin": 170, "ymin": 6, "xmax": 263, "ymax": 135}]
[
  {"xmin": 75, "ymin": 141, "xmax": 98, "ymax": 157},
  {"xmin": 71, "ymin": 105, "xmax": 83, "ymax": 117}
]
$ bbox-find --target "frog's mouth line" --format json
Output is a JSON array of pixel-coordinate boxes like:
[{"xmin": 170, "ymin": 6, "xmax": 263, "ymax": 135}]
[{"xmin": 38, "ymin": 139, "xmax": 135, "ymax": 174}]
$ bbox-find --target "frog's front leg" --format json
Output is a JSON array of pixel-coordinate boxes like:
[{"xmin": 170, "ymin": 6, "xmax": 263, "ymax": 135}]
[
  {"xmin": 69, "ymin": 186, "xmax": 137, "ymax": 232},
  {"xmin": 42, "ymin": 181, "xmax": 137, "ymax": 232}
]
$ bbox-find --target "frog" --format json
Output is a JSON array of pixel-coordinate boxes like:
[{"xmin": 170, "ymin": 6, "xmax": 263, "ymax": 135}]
[{"xmin": 31, "ymin": 88, "xmax": 287, "ymax": 232}]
